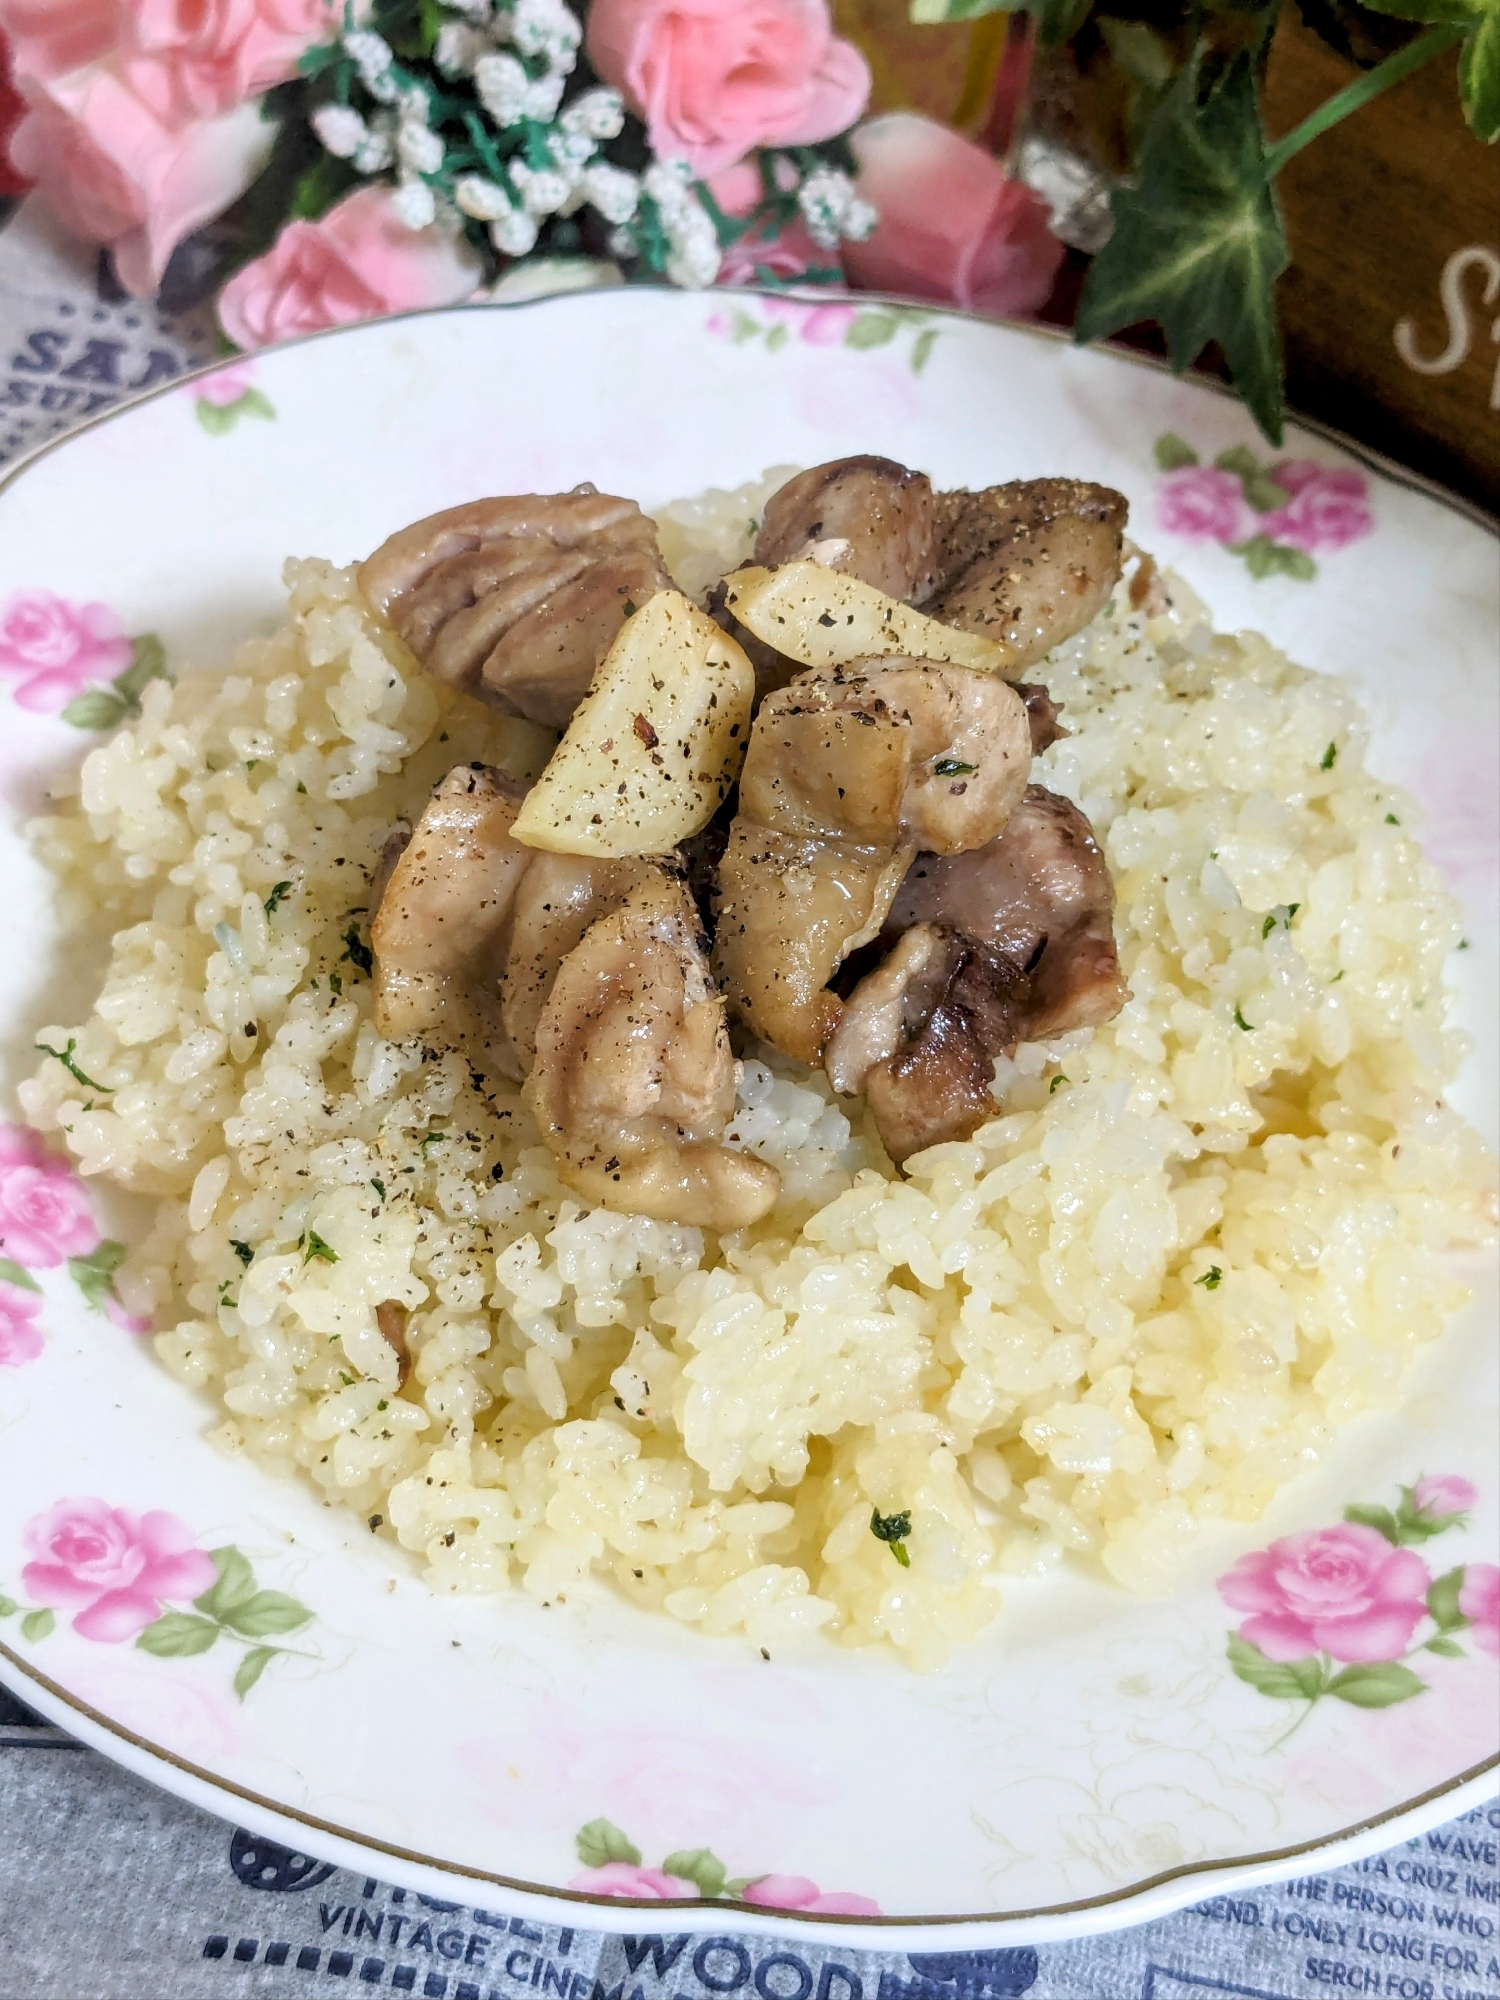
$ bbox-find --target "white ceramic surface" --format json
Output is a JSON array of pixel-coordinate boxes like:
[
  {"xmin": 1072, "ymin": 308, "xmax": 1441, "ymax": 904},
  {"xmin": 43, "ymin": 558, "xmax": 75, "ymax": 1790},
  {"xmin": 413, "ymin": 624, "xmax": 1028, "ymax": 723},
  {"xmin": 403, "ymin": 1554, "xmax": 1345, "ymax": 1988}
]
[{"xmin": 0, "ymin": 290, "xmax": 1494, "ymax": 1944}]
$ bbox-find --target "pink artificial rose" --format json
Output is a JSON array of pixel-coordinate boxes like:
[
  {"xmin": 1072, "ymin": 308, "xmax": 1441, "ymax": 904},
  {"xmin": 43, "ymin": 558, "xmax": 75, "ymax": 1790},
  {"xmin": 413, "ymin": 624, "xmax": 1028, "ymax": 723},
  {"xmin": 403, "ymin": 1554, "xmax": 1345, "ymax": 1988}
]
[
  {"xmin": 22, "ymin": 1497, "xmax": 217, "ymax": 1641},
  {"xmin": 716, "ymin": 218, "xmax": 828, "ymax": 288},
  {"xmin": 839, "ymin": 113, "xmax": 1062, "ymax": 320},
  {"xmin": 1260, "ymin": 462, "xmax": 1373, "ymax": 554},
  {"xmin": 0, "ymin": 1124, "xmax": 99, "ymax": 1267},
  {"xmin": 569, "ymin": 1862, "xmax": 697, "ymax": 1897},
  {"xmin": 1157, "ymin": 465, "xmax": 1255, "ymax": 546},
  {"xmin": 586, "ymin": 0, "xmax": 870, "ymax": 180},
  {"xmin": 121, "ymin": 0, "xmax": 335, "ymax": 122},
  {"xmin": 0, "ymin": 1283, "xmax": 44, "ymax": 1368},
  {"xmin": 0, "ymin": 590, "xmax": 132, "ymax": 712},
  {"xmin": 1412, "ymin": 1474, "xmax": 1477, "ymax": 1520},
  {"xmin": 742, "ymin": 1873, "xmax": 882, "ymax": 1915},
  {"xmin": 1219, "ymin": 1523, "xmax": 1432, "ymax": 1665},
  {"xmin": 1458, "ymin": 1564, "xmax": 1499, "ymax": 1659},
  {"xmin": 0, "ymin": 0, "xmax": 119, "ymax": 94},
  {"xmin": 216, "ymin": 187, "xmax": 483, "ymax": 350},
  {"xmin": 8, "ymin": 79, "xmax": 273, "ymax": 294}
]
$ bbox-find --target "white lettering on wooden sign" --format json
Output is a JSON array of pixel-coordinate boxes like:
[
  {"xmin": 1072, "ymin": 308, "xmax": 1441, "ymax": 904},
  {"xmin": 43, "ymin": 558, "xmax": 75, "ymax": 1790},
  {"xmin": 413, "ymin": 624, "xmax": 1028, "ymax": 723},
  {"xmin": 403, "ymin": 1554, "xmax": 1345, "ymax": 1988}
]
[{"xmin": 1392, "ymin": 245, "xmax": 1500, "ymax": 411}]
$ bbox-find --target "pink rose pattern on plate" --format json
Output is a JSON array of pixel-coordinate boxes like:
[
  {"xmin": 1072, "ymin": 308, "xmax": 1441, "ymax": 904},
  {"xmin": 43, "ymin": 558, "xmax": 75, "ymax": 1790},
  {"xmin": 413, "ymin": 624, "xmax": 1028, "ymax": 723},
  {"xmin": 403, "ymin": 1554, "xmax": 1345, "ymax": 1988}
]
[
  {"xmin": 569, "ymin": 1818, "xmax": 880, "ymax": 1912},
  {"xmin": 193, "ymin": 357, "xmax": 276, "ymax": 435},
  {"xmin": 1219, "ymin": 1478, "xmax": 1495, "ymax": 1745},
  {"xmin": 708, "ymin": 296, "xmax": 938, "ymax": 373},
  {"xmin": 0, "ymin": 1120, "xmax": 132, "ymax": 1365},
  {"xmin": 1, "ymin": 1502, "xmax": 315, "ymax": 1699},
  {"xmin": 0, "ymin": 593, "xmax": 170, "ymax": 730},
  {"xmin": 1153, "ymin": 433, "xmax": 1373, "ymax": 582}
]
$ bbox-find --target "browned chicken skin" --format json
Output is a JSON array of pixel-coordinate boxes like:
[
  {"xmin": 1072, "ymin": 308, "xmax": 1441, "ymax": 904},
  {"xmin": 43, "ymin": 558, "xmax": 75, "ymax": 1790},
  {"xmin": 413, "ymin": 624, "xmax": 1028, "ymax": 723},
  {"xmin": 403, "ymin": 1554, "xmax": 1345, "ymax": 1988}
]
[
  {"xmin": 525, "ymin": 866, "xmax": 781, "ymax": 1229},
  {"xmin": 358, "ymin": 486, "xmax": 671, "ymax": 729},
  {"xmin": 929, "ymin": 478, "xmax": 1128, "ymax": 670},
  {"xmin": 371, "ymin": 762, "xmax": 532, "ymax": 1080},
  {"xmin": 753, "ymin": 456, "xmax": 942, "ymax": 603},
  {"xmin": 826, "ymin": 785, "xmax": 1129, "ymax": 1162},
  {"xmin": 716, "ymin": 457, "xmax": 942, "ymax": 705},
  {"xmin": 715, "ymin": 656, "xmax": 1031, "ymax": 1062}
]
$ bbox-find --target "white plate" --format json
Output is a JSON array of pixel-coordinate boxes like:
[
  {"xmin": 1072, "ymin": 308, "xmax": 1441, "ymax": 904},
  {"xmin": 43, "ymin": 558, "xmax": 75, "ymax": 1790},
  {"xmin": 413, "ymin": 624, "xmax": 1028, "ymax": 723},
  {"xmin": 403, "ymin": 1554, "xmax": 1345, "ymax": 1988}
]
[{"xmin": 0, "ymin": 290, "xmax": 1494, "ymax": 1945}]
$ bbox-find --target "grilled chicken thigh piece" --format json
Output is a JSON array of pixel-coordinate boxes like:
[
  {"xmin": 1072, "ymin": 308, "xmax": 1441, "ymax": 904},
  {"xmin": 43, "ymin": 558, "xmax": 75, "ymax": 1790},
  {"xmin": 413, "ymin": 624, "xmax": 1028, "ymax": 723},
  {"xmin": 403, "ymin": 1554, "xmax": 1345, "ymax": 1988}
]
[
  {"xmin": 371, "ymin": 763, "xmax": 532, "ymax": 1080},
  {"xmin": 825, "ymin": 786, "xmax": 1128, "ymax": 1161},
  {"xmin": 359, "ymin": 486, "xmax": 671, "ymax": 728},
  {"xmin": 526, "ymin": 867, "xmax": 781, "ymax": 1230},
  {"xmin": 752, "ymin": 456, "xmax": 942, "ymax": 604},
  {"xmin": 715, "ymin": 656, "xmax": 1031, "ymax": 1063},
  {"xmin": 928, "ymin": 479, "xmax": 1128, "ymax": 670}
]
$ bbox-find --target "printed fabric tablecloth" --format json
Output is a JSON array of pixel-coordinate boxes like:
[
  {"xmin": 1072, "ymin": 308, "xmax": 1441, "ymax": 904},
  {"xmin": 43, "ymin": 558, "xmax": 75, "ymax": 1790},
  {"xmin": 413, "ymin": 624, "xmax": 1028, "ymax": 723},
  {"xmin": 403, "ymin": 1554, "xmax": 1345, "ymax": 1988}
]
[{"xmin": 0, "ymin": 191, "xmax": 1496, "ymax": 2000}]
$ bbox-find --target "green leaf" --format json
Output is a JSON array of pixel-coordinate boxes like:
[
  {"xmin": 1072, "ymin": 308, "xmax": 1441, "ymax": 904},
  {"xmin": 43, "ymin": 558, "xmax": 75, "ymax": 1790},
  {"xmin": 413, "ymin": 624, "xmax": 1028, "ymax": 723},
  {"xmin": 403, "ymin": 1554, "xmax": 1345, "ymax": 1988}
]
[
  {"xmin": 1326, "ymin": 1661, "xmax": 1427, "ymax": 1708},
  {"xmin": 662, "ymin": 1848, "xmax": 728, "ymax": 1897},
  {"xmin": 1427, "ymin": 1565, "xmax": 1469, "ymax": 1630},
  {"xmin": 21, "ymin": 1608, "xmax": 54, "ymax": 1642},
  {"xmin": 1425, "ymin": 1634, "xmax": 1465, "ymax": 1657},
  {"xmin": 846, "ymin": 313, "xmax": 899, "ymax": 350},
  {"xmin": 219, "ymin": 1590, "xmax": 312, "ymax": 1640},
  {"xmin": 1356, "ymin": 0, "xmax": 1500, "ymax": 143},
  {"xmin": 68, "ymin": 1240, "xmax": 127, "ymax": 1313},
  {"xmin": 113, "ymin": 634, "xmax": 170, "ymax": 709},
  {"xmin": 1458, "ymin": 7, "xmax": 1500, "ymax": 140},
  {"xmin": 136, "ymin": 1611, "xmax": 219, "ymax": 1656},
  {"xmin": 0, "ymin": 1257, "xmax": 41, "ymax": 1293},
  {"xmin": 288, "ymin": 152, "xmax": 358, "ymax": 222},
  {"xmin": 1227, "ymin": 1634, "xmax": 1327, "ymax": 1700},
  {"xmin": 909, "ymin": 327, "xmax": 939, "ymax": 375},
  {"xmin": 299, "ymin": 1230, "xmax": 338, "ymax": 1267},
  {"xmin": 1231, "ymin": 534, "xmax": 1316, "ymax": 580},
  {"xmin": 239, "ymin": 388, "xmax": 275, "ymax": 422},
  {"xmin": 0, "ymin": 1595, "xmax": 15, "ymax": 1617},
  {"xmin": 1153, "ymin": 431, "xmax": 1199, "ymax": 470},
  {"xmin": 195, "ymin": 1546, "xmax": 257, "ymax": 1621},
  {"xmin": 195, "ymin": 399, "xmax": 235, "ymax": 437},
  {"xmin": 576, "ymin": 1818, "xmax": 642, "ymax": 1868},
  {"xmin": 1075, "ymin": 57, "xmax": 1288, "ymax": 444},
  {"xmin": 910, "ymin": 0, "xmax": 1012, "ymax": 22},
  {"xmin": 234, "ymin": 1645, "xmax": 278, "ymax": 1699},
  {"xmin": 60, "ymin": 686, "xmax": 130, "ymax": 731},
  {"xmin": 1343, "ymin": 1502, "xmax": 1402, "ymax": 1543},
  {"xmin": 36, "ymin": 1038, "xmax": 110, "ymax": 1092}
]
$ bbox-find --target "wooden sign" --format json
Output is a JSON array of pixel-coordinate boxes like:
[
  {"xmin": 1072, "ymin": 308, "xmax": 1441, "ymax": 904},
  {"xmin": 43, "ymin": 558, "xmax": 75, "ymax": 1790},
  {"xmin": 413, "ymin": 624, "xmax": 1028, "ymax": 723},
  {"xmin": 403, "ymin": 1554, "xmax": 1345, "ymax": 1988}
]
[{"xmin": 1263, "ymin": 13, "xmax": 1500, "ymax": 516}]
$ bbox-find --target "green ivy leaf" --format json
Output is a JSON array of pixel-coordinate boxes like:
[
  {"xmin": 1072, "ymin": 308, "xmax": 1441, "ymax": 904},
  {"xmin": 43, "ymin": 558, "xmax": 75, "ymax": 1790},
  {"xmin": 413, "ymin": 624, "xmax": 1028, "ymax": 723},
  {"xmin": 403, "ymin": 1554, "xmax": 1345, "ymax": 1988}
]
[
  {"xmin": 1325, "ymin": 1661, "xmax": 1427, "ymax": 1708},
  {"xmin": 576, "ymin": 1818, "xmax": 642, "ymax": 1868},
  {"xmin": 0, "ymin": 1257, "xmax": 41, "ymax": 1293},
  {"xmin": 218, "ymin": 1590, "xmax": 312, "ymax": 1640},
  {"xmin": 68, "ymin": 1240, "xmax": 127, "ymax": 1313},
  {"xmin": 1153, "ymin": 432, "xmax": 1199, "ymax": 470},
  {"xmin": 1343, "ymin": 1502, "xmax": 1402, "ymax": 1544},
  {"xmin": 1356, "ymin": 0, "xmax": 1500, "ymax": 141},
  {"xmin": 194, "ymin": 1546, "xmax": 257, "ymax": 1622},
  {"xmin": 60, "ymin": 687, "xmax": 130, "ymax": 731},
  {"xmin": 1424, "ymin": 1634, "xmax": 1465, "ymax": 1658},
  {"xmin": 1227, "ymin": 1635, "xmax": 1327, "ymax": 1700},
  {"xmin": 662, "ymin": 1848, "xmax": 728, "ymax": 1897},
  {"xmin": 1075, "ymin": 56, "xmax": 1288, "ymax": 444},
  {"xmin": 845, "ymin": 313, "xmax": 899, "ymax": 350},
  {"xmin": 20, "ymin": 1608, "xmax": 54, "ymax": 1642},
  {"xmin": 1427, "ymin": 1565, "xmax": 1470, "ymax": 1630},
  {"xmin": 234, "ymin": 1645, "xmax": 278, "ymax": 1699},
  {"xmin": 136, "ymin": 1611, "xmax": 220, "ymax": 1656}
]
